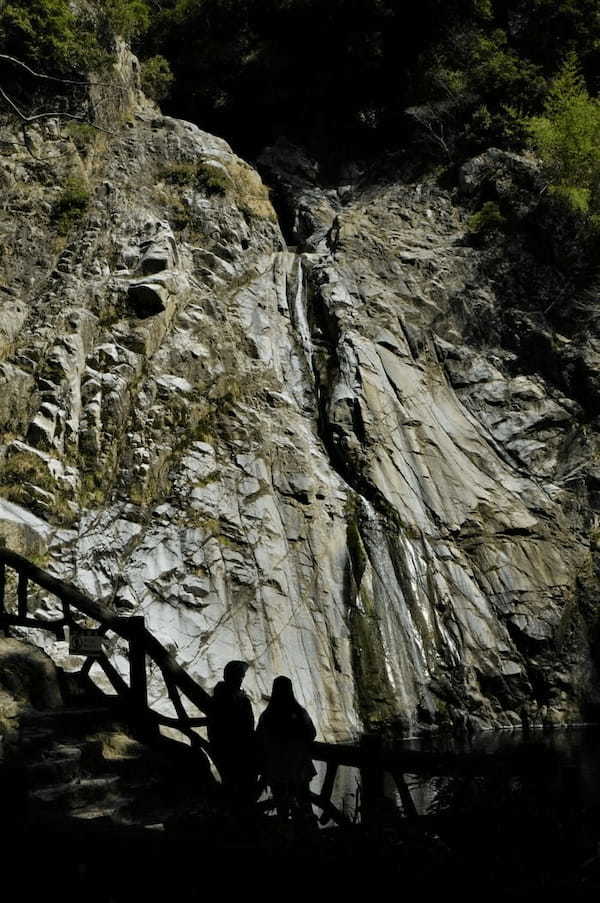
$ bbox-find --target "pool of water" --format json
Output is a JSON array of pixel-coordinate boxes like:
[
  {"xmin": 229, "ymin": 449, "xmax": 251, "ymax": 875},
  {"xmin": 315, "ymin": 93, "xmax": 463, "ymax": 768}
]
[
  {"xmin": 394, "ymin": 726, "xmax": 600, "ymax": 815},
  {"xmin": 314, "ymin": 726, "xmax": 600, "ymax": 820}
]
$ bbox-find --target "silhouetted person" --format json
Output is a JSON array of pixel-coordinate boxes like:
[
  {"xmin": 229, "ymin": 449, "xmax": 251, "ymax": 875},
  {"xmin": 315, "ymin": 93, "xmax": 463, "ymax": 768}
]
[
  {"xmin": 256, "ymin": 676, "xmax": 316, "ymax": 820},
  {"xmin": 208, "ymin": 660, "xmax": 257, "ymax": 805}
]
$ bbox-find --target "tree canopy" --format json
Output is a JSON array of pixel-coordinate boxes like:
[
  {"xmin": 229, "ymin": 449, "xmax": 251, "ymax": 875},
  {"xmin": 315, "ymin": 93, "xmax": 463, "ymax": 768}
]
[
  {"xmin": 526, "ymin": 54, "xmax": 600, "ymax": 217},
  {"xmin": 1, "ymin": 0, "xmax": 599, "ymax": 203}
]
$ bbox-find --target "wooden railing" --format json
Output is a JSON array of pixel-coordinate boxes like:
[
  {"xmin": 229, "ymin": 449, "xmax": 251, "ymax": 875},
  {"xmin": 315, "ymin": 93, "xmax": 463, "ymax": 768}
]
[
  {"xmin": 1, "ymin": 546, "xmax": 511, "ymax": 826},
  {"xmin": 0, "ymin": 547, "xmax": 370, "ymax": 823},
  {"xmin": 0, "ymin": 547, "xmax": 213, "ymax": 752}
]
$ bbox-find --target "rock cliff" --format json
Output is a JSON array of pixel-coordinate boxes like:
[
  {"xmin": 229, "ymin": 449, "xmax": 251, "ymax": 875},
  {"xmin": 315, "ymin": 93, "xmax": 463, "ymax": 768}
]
[{"xmin": 1, "ymin": 49, "xmax": 599, "ymax": 741}]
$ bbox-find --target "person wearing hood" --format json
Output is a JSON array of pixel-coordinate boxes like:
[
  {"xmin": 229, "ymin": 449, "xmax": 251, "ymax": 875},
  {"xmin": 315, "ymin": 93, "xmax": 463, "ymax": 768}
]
[{"xmin": 256, "ymin": 676, "xmax": 316, "ymax": 820}]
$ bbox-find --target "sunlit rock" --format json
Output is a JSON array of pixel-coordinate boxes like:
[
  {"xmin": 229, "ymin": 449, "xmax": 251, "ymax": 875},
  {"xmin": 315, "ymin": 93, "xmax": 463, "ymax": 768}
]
[{"xmin": 0, "ymin": 49, "xmax": 598, "ymax": 745}]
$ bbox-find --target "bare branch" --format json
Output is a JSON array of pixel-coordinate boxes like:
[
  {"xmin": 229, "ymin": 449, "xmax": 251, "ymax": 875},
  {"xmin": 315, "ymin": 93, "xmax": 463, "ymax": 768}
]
[
  {"xmin": 0, "ymin": 55, "xmax": 125, "ymax": 159},
  {"xmin": 0, "ymin": 85, "xmax": 24, "ymax": 120},
  {"xmin": 406, "ymin": 104, "xmax": 452, "ymax": 159},
  {"xmin": 0, "ymin": 85, "xmax": 119, "ymax": 140},
  {"xmin": 0, "ymin": 54, "xmax": 122, "ymax": 90}
]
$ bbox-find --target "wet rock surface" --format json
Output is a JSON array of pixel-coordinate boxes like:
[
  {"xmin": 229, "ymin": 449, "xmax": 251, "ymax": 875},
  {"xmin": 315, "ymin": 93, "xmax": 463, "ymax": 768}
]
[{"xmin": 0, "ymin": 51, "xmax": 599, "ymax": 741}]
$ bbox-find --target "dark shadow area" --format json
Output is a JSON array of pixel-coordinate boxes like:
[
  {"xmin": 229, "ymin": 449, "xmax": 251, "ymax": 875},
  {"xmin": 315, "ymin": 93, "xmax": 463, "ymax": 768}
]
[
  {"xmin": 4, "ymin": 724, "xmax": 600, "ymax": 901},
  {"xmin": 5, "ymin": 778, "xmax": 600, "ymax": 902}
]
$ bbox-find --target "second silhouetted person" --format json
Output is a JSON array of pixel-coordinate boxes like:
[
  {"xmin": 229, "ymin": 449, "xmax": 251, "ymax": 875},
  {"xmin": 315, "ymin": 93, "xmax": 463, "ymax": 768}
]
[{"xmin": 256, "ymin": 675, "xmax": 316, "ymax": 820}]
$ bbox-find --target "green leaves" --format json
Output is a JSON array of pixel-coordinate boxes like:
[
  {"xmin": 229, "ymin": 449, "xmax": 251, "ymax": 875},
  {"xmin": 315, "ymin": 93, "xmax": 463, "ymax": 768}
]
[
  {"xmin": 103, "ymin": 0, "xmax": 151, "ymax": 41},
  {"xmin": 140, "ymin": 55, "xmax": 174, "ymax": 102},
  {"xmin": 51, "ymin": 176, "xmax": 90, "ymax": 235},
  {"xmin": 0, "ymin": 1, "xmax": 151, "ymax": 74},
  {"xmin": 0, "ymin": 0, "xmax": 82, "ymax": 71},
  {"xmin": 467, "ymin": 201, "xmax": 507, "ymax": 235},
  {"xmin": 525, "ymin": 54, "xmax": 600, "ymax": 216}
]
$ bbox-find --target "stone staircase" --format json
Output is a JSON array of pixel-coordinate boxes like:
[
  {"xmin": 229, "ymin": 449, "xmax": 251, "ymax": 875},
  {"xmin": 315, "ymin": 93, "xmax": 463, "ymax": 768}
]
[
  {"xmin": 14, "ymin": 694, "xmax": 210, "ymax": 830},
  {"xmin": 22, "ymin": 706, "xmax": 134, "ymax": 824}
]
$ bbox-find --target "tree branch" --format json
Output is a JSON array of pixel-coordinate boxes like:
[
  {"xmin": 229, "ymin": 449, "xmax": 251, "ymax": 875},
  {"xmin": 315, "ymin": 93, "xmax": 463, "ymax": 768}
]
[
  {"xmin": 0, "ymin": 54, "xmax": 122, "ymax": 90},
  {"xmin": 0, "ymin": 85, "xmax": 119, "ymax": 140},
  {"xmin": 0, "ymin": 55, "xmax": 126, "ymax": 159}
]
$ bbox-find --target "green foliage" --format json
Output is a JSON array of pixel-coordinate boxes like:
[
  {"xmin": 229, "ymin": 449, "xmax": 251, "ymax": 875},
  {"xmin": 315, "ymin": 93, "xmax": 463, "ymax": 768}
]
[
  {"xmin": 142, "ymin": 0, "xmax": 446, "ymax": 157},
  {"xmin": 51, "ymin": 176, "xmax": 90, "ymax": 235},
  {"xmin": 102, "ymin": 0, "xmax": 150, "ymax": 41},
  {"xmin": 140, "ymin": 55, "xmax": 174, "ymax": 102},
  {"xmin": 415, "ymin": 21, "xmax": 547, "ymax": 156},
  {"xmin": 3, "ymin": 0, "xmax": 599, "ymax": 170},
  {"xmin": 65, "ymin": 121, "xmax": 98, "ymax": 156},
  {"xmin": 0, "ymin": 0, "xmax": 151, "ymax": 74},
  {"xmin": 467, "ymin": 28, "xmax": 543, "ymax": 102},
  {"xmin": 516, "ymin": 0, "xmax": 600, "ymax": 72},
  {"xmin": 0, "ymin": 0, "xmax": 89, "ymax": 71},
  {"xmin": 138, "ymin": 0, "xmax": 600, "ymax": 161},
  {"xmin": 158, "ymin": 161, "xmax": 197, "ymax": 186},
  {"xmin": 159, "ymin": 159, "xmax": 229, "ymax": 196},
  {"xmin": 525, "ymin": 55, "xmax": 600, "ymax": 217},
  {"xmin": 549, "ymin": 184, "xmax": 592, "ymax": 214},
  {"xmin": 195, "ymin": 162, "xmax": 229, "ymax": 196},
  {"xmin": 467, "ymin": 201, "xmax": 506, "ymax": 234}
]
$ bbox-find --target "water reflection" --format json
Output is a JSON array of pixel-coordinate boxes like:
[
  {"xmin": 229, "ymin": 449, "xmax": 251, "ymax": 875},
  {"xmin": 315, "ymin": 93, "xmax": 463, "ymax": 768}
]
[{"xmin": 392, "ymin": 727, "xmax": 600, "ymax": 815}]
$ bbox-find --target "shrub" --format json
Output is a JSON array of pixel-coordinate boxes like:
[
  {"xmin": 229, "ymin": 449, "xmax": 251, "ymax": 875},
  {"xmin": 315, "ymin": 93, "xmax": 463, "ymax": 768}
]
[
  {"xmin": 102, "ymin": 0, "xmax": 150, "ymax": 41},
  {"xmin": 525, "ymin": 54, "xmax": 600, "ymax": 217},
  {"xmin": 0, "ymin": 0, "xmax": 88, "ymax": 72},
  {"xmin": 51, "ymin": 176, "xmax": 90, "ymax": 235},
  {"xmin": 158, "ymin": 160, "xmax": 230, "ymax": 196},
  {"xmin": 194, "ymin": 163, "xmax": 229, "ymax": 196},
  {"xmin": 158, "ymin": 162, "xmax": 198, "ymax": 187},
  {"xmin": 467, "ymin": 201, "xmax": 506, "ymax": 234},
  {"xmin": 0, "ymin": 1, "xmax": 151, "ymax": 74},
  {"xmin": 65, "ymin": 122, "xmax": 98, "ymax": 156},
  {"xmin": 140, "ymin": 55, "xmax": 174, "ymax": 102}
]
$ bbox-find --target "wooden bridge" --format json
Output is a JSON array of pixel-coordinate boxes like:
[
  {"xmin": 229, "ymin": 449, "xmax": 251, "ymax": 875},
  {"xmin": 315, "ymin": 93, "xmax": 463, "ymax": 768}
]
[{"xmin": 0, "ymin": 547, "xmax": 546, "ymax": 826}]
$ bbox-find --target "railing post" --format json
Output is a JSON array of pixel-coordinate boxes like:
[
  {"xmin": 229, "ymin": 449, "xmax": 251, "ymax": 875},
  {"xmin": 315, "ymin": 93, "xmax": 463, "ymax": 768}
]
[
  {"xmin": 318, "ymin": 761, "xmax": 339, "ymax": 826},
  {"xmin": 390, "ymin": 768, "xmax": 419, "ymax": 821},
  {"xmin": 128, "ymin": 616, "xmax": 147, "ymax": 715},
  {"xmin": 360, "ymin": 734, "xmax": 385, "ymax": 825}
]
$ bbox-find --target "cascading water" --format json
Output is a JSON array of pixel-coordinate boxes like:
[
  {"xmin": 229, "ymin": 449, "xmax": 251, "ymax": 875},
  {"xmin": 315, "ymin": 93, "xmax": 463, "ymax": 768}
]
[
  {"xmin": 356, "ymin": 496, "xmax": 435, "ymax": 735},
  {"xmin": 286, "ymin": 252, "xmax": 314, "ymax": 368}
]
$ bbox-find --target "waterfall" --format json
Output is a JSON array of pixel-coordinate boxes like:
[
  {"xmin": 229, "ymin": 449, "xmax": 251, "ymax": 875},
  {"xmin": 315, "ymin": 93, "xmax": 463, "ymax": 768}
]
[
  {"xmin": 357, "ymin": 495, "xmax": 431, "ymax": 735},
  {"xmin": 288, "ymin": 253, "xmax": 314, "ymax": 368}
]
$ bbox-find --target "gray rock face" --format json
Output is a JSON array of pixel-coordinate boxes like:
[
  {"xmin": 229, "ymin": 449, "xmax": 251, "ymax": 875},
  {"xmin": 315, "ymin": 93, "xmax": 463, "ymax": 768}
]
[{"xmin": 0, "ymin": 50, "xmax": 598, "ymax": 742}]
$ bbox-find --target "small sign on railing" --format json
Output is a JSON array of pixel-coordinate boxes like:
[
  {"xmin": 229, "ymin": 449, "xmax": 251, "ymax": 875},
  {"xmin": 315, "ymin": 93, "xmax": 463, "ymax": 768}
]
[{"xmin": 69, "ymin": 628, "xmax": 105, "ymax": 656}]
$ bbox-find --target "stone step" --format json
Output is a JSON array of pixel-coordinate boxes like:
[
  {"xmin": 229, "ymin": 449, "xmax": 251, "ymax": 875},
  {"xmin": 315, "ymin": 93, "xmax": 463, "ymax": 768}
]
[
  {"xmin": 20, "ymin": 706, "xmax": 117, "ymax": 737},
  {"xmin": 16, "ymin": 710, "xmax": 195, "ymax": 829},
  {"xmin": 30, "ymin": 775, "xmax": 122, "ymax": 811},
  {"xmin": 25, "ymin": 745, "xmax": 82, "ymax": 788},
  {"xmin": 98, "ymin": 751, "xmax": 154, "ymax": 783},
  {"xmin": 19, "ymin": 726, "xmax": 56, "ymax": 756},
  {"xmin": 69, "ymin": 799, "xmax": 134, "ymax": 823},
  {"xmin": 78, "ymin": 737, "xmax": 109, "ymax": 770}
]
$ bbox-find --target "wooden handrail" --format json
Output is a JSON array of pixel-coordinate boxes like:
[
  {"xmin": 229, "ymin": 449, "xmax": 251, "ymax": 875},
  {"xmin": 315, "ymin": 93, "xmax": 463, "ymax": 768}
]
[
  {"xmin": 0, "ymin": 548, "xmax": 122, "ymax": 625},
  {"xmin": 0, "ymin": 547, "xmax": 440, "ymax": 824},
  {"xmin": 0, "ymin": 547, "xmax": 213, "ymax": 724}
]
